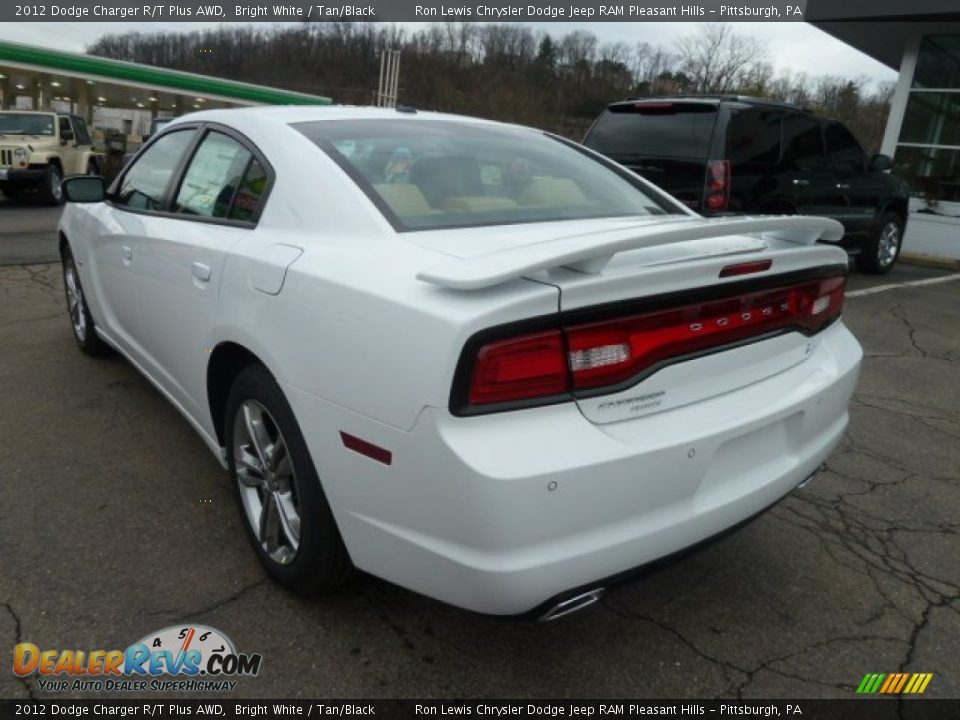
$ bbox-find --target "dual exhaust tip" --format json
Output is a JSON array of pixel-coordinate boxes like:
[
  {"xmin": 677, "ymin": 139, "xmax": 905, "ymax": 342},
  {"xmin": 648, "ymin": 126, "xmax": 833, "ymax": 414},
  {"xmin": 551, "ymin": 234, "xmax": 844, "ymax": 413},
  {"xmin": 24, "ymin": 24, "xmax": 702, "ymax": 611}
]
[{"xmin": 539, "ymin": 588, "xmax": 605, "ymax": 622}]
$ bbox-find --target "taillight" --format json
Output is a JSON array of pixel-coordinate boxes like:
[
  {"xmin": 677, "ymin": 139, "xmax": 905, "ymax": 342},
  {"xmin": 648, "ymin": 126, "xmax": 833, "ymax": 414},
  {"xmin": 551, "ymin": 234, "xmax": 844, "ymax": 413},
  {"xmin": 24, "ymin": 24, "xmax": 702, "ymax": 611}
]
[
  {"xmin": 455, "ymin": 270, "xmax": 846, "ymax": 414},
  {"xmin": 565, "ymin": 275, "xmax": 844, "ymax": 391},
  {"xmin": 467, "ymin": 330, "xmax": 568, "ymax": 406},
  {"xmin": 704, "ymin": 160, "xmax": 730, "ymax": 212}
]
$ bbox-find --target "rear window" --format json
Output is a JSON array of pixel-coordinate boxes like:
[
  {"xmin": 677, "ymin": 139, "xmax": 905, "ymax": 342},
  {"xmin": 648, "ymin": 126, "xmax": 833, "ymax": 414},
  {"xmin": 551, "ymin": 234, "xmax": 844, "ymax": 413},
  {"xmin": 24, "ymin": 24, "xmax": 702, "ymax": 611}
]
[
  {"xmin": 295, "ymin": 119, "xmax": 680, "ymax": 232},
  {"xmin": 583, "ymin": 102, "xmax": 718, "ymax": 160}
]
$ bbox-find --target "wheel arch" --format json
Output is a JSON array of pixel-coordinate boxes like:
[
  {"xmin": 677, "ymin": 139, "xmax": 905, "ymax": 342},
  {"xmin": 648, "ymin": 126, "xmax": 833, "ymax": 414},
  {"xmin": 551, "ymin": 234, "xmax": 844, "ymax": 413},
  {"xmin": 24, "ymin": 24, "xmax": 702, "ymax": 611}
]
[
  {"xmin": 878, "ymin": 196, "xmax": 909, "ymax": 227},
  {"xmin": 207, "ymin": 341, "xmax": 272, "ymax": 448}
]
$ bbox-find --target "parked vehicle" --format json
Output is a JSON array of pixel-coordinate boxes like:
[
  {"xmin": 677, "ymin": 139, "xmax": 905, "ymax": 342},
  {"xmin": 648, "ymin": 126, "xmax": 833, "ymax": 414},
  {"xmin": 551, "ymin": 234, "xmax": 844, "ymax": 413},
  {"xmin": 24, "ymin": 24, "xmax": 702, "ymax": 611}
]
[
  {"xmin": 583, "ymin": 96, "xmax": 911, "ymax": 274},
  {"xmin": 0, "ymin": 110, "xmax": 103, "ymax": 204},
  {"xmin": 58, "ymin": 107, "xmax": 862, "ymax": 618}
]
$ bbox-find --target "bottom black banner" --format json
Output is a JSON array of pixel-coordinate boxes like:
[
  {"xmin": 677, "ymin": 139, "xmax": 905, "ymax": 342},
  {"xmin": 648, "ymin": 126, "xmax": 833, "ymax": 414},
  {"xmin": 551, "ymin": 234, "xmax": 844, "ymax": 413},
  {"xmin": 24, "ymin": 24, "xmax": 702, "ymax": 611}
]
[{"xmin": 1, "ymin": 700, "xmax": 958, "ymax": 720}]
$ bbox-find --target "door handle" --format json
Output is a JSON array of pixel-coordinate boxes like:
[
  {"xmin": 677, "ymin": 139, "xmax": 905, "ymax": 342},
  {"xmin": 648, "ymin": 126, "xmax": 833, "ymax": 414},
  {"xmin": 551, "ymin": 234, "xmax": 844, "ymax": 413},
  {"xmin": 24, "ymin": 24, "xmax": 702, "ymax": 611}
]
[
  {"xmin": 192, "ymin": 262, "xmax": 212, "ymax": 282},
  {"xmin": 836, "ymin": 183, "xmax": 851, "ymax": 189},
  {"xmin": 121, "ymin": 245, "xmax": 132, "ymax": 264},
  {"xmin": 791, "ymin": 179, "xmax": 810, "ymax": 186}
]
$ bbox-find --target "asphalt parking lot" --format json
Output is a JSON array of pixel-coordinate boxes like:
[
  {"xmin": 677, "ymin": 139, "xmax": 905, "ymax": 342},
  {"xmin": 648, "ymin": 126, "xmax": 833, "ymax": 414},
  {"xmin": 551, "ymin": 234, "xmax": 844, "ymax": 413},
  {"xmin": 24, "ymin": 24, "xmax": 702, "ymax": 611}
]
[{"xmin": 1, "ymin": 198, "xmax": 958, "ymax": 700}]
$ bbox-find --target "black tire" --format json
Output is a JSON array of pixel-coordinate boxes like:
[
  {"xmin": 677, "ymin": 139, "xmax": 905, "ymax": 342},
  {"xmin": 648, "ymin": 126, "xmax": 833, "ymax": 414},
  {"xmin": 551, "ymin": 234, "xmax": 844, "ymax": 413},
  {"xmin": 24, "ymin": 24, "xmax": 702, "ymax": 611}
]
[
  {"xmin": 856, "ymin": 211, "xmax": 903, "ymax": 274},
  {"xmin": 225, "ymin": 364, "xmax": 353, "ymax": 595},
  {"xmin": 61, "ymin": 246, "xmax": 111, "ymax": 356},
  {"xmin": 40, "ymin": 164, "xmax": 64, "ymax": 206}
]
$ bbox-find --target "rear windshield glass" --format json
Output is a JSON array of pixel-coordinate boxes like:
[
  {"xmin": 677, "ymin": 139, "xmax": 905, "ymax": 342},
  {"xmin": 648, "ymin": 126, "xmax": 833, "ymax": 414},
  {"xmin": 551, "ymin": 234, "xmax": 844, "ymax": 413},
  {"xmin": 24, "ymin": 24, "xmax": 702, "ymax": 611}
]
[
  {"xmin": 584, "ymin": 103, "xmax": 718, "ymax": 161},
  {"xmin": 294, "ymin": 119, "xmax": 679, "ymax": 231}
]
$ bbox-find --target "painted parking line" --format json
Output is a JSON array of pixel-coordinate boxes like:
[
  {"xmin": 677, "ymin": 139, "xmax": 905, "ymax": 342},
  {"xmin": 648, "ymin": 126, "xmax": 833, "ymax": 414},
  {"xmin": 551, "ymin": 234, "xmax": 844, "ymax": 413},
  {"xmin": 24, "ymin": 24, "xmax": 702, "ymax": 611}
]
[{"xmin": 847, "ymin": 272, "xmax": 960, "ymax": 298}]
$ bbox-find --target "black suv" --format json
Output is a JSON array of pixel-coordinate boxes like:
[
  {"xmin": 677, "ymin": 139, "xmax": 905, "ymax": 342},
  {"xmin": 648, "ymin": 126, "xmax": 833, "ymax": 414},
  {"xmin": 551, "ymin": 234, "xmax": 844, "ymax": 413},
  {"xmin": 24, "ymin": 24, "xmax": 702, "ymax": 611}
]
[{"xmin": 583, "ymin": 96, "xmax": 911, "ymax": 273}]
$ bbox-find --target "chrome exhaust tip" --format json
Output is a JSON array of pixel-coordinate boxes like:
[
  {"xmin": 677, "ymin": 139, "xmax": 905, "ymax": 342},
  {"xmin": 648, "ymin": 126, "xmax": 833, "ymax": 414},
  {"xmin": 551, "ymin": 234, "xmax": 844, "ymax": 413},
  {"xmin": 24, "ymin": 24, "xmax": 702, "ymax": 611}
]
[
  {"xmin": 539, "ymin": 588, "xmax": 605, "ymax": 622},
  {"xmin": 796, "ymin": 463, "xmax": 826, "ymax": 490}
]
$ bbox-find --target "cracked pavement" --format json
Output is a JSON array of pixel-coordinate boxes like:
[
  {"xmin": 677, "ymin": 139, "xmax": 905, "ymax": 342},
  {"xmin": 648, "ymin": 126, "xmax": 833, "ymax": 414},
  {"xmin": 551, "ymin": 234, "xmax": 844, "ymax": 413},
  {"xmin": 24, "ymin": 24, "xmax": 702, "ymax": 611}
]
[{"xmin": 0, "ymin": 258, "xmax": 957, "ymax": 700}]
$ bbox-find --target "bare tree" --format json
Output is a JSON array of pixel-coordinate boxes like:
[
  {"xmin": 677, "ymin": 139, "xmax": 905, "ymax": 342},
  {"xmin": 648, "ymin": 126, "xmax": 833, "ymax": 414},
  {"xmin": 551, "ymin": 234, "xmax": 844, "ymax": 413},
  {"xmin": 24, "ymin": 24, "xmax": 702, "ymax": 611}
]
[{"xmin": 675, "ymin": 24, "xmax": 768, "ymax": 94}]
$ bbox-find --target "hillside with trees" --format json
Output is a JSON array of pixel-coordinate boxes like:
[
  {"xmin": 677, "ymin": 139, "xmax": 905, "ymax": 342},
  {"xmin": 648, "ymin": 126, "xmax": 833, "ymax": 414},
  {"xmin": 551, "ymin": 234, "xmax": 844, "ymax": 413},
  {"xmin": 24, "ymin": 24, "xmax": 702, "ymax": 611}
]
[{"xmin": 88, "ymin": 22, "xmax": 894, "ymax": 152}]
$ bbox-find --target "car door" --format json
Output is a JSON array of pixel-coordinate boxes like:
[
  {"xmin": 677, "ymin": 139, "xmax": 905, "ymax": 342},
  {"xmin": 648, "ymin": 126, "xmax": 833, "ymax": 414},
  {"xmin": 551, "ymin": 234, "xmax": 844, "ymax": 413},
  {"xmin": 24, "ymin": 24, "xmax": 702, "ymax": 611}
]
[
  {"xmin": 57, "ymin": 116, "xmax": 81, "ymax": 175},
  {"xmin": 781, "ymin": 114, "xmax": 843, "ymax": 217},
  {"xmin": 824, "ymin": 120, "xmax": 879, "ymax": 240},
  {"xmin": 85, "ymin": 128, "xmax": 199, "ymax": 359},
  {"xmin": 126, "ymin": 127, "xmax": 272, "ymax": 421}
]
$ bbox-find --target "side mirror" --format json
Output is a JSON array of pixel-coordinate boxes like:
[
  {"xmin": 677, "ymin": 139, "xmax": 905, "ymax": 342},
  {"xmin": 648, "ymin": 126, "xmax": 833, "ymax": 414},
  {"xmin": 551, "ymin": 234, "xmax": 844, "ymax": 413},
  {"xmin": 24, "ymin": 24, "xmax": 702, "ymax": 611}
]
[
  {"xmin": 62, "ymin": 176, "xmax": 106, "ymax": 203},
  {"xmin": 60, "ymin": 129, "xmax": 75, "ymax": 145},
  {"xmin": 870, "ymin": 154, "xmax": 892, "ymax": 172}
]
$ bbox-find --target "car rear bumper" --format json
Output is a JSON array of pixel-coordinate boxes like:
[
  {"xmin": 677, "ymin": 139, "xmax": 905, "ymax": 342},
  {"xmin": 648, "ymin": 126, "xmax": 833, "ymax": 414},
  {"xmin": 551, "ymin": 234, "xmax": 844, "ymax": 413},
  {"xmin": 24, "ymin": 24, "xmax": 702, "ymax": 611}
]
[{"xmin": 285, "ymin": 321, "xmax": 862, "ymax": 616}]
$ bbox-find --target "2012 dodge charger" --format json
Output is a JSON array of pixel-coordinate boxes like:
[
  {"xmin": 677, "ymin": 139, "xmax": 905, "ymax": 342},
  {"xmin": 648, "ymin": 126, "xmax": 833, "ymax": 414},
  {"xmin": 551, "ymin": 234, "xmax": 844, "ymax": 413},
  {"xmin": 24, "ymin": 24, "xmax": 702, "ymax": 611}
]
[{"xmin": 58, "ymin": 106, "xmax": 862, "ymax": 619}]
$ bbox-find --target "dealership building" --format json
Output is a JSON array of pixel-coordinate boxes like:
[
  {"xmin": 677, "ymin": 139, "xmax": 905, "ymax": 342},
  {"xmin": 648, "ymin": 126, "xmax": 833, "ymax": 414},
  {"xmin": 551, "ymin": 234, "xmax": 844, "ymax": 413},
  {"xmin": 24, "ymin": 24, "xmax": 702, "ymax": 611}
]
[{"xmin": 810, "ymin": 2, "xmax": 960, "ymax": 259}]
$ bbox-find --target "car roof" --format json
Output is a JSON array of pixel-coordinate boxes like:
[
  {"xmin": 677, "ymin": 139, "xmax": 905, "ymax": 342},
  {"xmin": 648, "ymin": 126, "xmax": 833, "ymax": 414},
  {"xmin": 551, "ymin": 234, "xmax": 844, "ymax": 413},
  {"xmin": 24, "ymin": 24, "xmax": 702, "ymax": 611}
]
[
  {"xmin": 165, "ymin": 104, "xmax": 521, "ymax": 134},
  {"xmin": 608, "ymin": 95, "xmax": 806, "ymax": 111}
]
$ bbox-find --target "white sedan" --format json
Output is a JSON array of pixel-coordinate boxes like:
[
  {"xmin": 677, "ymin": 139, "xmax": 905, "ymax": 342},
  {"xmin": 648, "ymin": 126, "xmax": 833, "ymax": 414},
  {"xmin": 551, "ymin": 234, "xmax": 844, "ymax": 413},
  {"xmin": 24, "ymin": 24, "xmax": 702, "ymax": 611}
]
[{"xmin": 58, "ymin": 106, "xmax": 862, "ymax": 619}]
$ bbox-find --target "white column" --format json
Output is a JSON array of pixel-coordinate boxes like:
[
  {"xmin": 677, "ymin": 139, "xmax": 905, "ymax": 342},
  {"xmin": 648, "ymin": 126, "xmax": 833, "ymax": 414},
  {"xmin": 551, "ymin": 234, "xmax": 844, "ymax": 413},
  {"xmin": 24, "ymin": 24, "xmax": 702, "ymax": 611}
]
[{"xmin": 880, "ymin": 33, "xmax": 921, "ymax": 158}]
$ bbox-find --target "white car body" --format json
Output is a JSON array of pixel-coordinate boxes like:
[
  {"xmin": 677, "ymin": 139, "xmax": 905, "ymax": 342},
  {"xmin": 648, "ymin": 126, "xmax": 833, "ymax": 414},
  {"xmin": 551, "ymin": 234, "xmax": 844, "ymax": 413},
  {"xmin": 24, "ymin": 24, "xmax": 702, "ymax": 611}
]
[{"xmin": 59, "ymin": 106, "xmax": 862, "ymax": 617}]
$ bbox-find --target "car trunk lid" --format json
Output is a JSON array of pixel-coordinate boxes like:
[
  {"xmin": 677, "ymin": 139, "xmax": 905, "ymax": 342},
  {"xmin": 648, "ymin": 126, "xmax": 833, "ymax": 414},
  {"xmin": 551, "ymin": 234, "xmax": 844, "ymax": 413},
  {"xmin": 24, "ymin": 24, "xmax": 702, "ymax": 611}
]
[{"xmin": 425, "ymin": 215, "xmax": 849, "ymax": 424}]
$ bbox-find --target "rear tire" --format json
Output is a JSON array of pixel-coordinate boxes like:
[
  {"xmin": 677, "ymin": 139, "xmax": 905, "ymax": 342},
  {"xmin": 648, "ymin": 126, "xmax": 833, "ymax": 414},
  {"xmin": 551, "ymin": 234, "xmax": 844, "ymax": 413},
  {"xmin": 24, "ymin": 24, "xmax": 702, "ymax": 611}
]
[
  {"xmin": 857, "ymin": 212, "xmax": 903, "ymax": 274},
  {"xmin": 61, "ymin": 246, "xmax": 111, "ymax": 356},
  {"xmin": 225, "ymin": 364, "xmax": 353, "ymax": 596},
  {"xmin": 40, "ymin": 165, "xmax": 64, "ymax": 206}
]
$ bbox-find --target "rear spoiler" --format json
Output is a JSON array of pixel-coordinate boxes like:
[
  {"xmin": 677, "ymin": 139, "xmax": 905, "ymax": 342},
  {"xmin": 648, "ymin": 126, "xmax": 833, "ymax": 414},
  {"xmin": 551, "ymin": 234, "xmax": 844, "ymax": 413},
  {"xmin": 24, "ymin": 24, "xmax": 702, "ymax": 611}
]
[{"xmin": 417, "ymin": 216, "xmax": 844, "ymax": 290}]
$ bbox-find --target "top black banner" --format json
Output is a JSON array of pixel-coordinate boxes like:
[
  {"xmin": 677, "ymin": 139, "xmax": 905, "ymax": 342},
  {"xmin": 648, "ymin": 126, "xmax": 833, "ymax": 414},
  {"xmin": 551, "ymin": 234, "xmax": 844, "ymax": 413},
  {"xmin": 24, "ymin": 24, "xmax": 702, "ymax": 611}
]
[{"xmin": 5, "ymin": 0, "xmax": 810, "ymax": 23}]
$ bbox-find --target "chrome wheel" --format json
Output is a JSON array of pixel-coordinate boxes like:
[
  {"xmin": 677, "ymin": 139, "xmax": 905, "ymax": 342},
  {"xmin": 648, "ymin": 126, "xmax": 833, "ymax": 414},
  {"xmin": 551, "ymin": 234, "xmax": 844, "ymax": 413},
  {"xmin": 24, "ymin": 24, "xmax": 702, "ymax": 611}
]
[
  {"xmin": 233, "ymin": 400, "xmax": 301, "ymax": 566},
  {"xmin": 63, "ymin": 258, "xmax": 87, "ymax": 341},
  {"xmin": 877, "ymin": 221, "xmax": 900, "ymax": 268}
]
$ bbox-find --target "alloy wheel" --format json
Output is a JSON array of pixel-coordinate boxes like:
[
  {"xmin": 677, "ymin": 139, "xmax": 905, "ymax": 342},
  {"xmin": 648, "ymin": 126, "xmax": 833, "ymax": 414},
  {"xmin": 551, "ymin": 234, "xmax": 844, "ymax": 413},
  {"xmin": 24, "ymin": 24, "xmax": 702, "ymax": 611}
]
[
  {"xmin": 877, "ymin": 222, "xmax": 900, "ymax": 268},
  {"xmin": 233, "ymin": 400, "xmax": 301, "ymax": 566},
  {"xmin": 63, "ymin": 259, "xmax": 87, "ymax": 341}
]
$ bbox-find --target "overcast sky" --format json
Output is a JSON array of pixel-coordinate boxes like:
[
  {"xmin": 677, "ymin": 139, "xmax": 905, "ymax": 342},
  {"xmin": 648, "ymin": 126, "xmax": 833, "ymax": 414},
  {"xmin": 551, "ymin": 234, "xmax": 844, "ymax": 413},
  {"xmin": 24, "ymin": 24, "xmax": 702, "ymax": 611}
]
[{"xmin": 2, "ymin": 21, "xmax": 898, "ymax": 86}]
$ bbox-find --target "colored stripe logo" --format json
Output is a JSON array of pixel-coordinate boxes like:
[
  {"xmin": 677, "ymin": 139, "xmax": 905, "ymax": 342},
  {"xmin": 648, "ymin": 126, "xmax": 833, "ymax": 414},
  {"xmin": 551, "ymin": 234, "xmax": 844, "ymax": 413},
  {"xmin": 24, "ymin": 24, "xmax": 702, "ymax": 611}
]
[{"xmin": 857, "ymin": 672, "xmax": 933, "ymax": 694}]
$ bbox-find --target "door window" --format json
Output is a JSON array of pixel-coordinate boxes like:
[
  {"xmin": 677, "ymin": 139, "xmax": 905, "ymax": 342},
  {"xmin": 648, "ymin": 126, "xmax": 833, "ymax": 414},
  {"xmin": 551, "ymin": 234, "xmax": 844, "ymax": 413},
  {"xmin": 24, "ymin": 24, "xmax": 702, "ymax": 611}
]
[
  {"xmin": 72, "ymin": 117, "xmax": 92, "ymax": 146},
  {"xmin": 58, "ymin": 116, "xmax": 73, "ymax": 139},
  {"xmin": 784, "ymin": 116, "xmax": 826, "ymax": 172},
  {"xmin": 115, "ymin": 129, "xmax": 196, "ymax": 211},
  {"xmin": 825, "ymin": 122, "xmax": 866, "ymax": 175},
  {"xmin": 173, "ymin": 132, "xmax": 265, "ymax": 220}
]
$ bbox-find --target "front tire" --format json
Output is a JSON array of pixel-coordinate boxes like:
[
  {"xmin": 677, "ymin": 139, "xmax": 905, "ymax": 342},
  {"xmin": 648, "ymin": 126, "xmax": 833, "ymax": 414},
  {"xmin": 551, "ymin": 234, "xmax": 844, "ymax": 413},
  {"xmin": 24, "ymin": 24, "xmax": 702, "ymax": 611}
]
[
  {"xmin": 225, "ymin": 364, "xmax": 353, "ymax": 595},
  {"xmin": 61, "ymin": 246, "xmax": 110, "ymax": 356},
  {"xmin": 857, "ymin": 212, "xmax": 903, "ymax": 274},
  {"xmin": 40, "ymin": 165, "xmax": 64, "ymax": 206}
]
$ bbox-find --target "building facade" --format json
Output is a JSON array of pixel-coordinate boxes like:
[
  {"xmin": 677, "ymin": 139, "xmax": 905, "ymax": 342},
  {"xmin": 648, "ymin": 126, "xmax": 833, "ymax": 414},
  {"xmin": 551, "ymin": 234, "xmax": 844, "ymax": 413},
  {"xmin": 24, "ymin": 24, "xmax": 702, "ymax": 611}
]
[{"xmin": 810, "ymin": 2, "xmax": 960, "ymax": 260}]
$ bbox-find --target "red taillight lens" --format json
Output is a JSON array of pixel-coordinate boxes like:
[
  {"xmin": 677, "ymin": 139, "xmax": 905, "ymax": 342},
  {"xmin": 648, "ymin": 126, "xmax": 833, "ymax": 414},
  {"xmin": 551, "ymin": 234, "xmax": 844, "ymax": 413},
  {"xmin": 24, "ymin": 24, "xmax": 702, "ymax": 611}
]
[
  {"xmin": 704, "ymin": 160, "xmax": 730, "ymax": 212},
  {"xmin": 468, "ymin": 330, "xmax": 569, "ymax": 406},
  {"xmin": 566, "ymin": 276, "xmax": 845, "ymax": 391},
  {"xmin": 459, "ymin": 272, "xmax": 845, "ymax": 411}
]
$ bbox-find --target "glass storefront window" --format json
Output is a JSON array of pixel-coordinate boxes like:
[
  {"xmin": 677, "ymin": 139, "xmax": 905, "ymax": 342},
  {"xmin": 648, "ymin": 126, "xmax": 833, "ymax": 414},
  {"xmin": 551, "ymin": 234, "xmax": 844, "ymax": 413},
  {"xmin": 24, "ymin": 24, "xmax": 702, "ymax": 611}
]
[
  {"xmin": 900, "ymin": 92, "xmax": 960, "ymax": 146},
  {"xmin": 913, "ymin": 35, "xmax": 960, "ymax": 89},
  {"xmin": 894, "ymin": 145, "xmax": 960, "ymax": 203}
]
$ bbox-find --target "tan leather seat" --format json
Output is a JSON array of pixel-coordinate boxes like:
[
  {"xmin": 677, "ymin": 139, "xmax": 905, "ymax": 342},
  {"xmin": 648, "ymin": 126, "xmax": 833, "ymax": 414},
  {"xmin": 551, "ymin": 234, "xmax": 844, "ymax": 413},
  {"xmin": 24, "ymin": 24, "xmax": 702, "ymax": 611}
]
[{"xmin": 518, "ymin": 177, "xmax": 588, "ymax": 207}]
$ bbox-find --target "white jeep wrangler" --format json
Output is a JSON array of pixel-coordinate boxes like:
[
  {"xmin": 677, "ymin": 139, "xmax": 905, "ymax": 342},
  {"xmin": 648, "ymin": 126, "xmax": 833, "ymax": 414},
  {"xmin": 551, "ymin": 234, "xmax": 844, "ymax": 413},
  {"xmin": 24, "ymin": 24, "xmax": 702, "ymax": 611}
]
[{"xmin": 0, "ymin": 110, "xmax": 104, "ymax": 205}]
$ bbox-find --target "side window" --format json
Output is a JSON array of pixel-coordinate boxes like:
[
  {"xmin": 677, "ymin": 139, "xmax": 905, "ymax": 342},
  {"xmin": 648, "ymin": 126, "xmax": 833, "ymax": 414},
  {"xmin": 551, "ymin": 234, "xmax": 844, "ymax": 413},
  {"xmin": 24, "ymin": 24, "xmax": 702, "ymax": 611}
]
[
  {"xmin": 228, "ymin": 159, "xmax": 268, "ymax": 222},
  {"xmin": 58, "ymin": 116, "xmax": 73, "ymax": 139},
  {"xmin": 73, "ymin": 117, "xmax": 91, "ymax": 146},
  {"xmin": 729, "ymin": 108, "xmax": 782, "ymax": 169},
  {"xmin": 115, "ymin": 130, "xmax": 196, "ymax": 211},
  {"xmin": 825, "ymin": 122, "xmax": 866, "ymax": 175},
  {"xmin": 784, "ymin": 116, "xmax": 826, "ymax": 172},
  {"xmin": 173, "ymin": 132, "xmax": 262, "ymax": 220}
]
